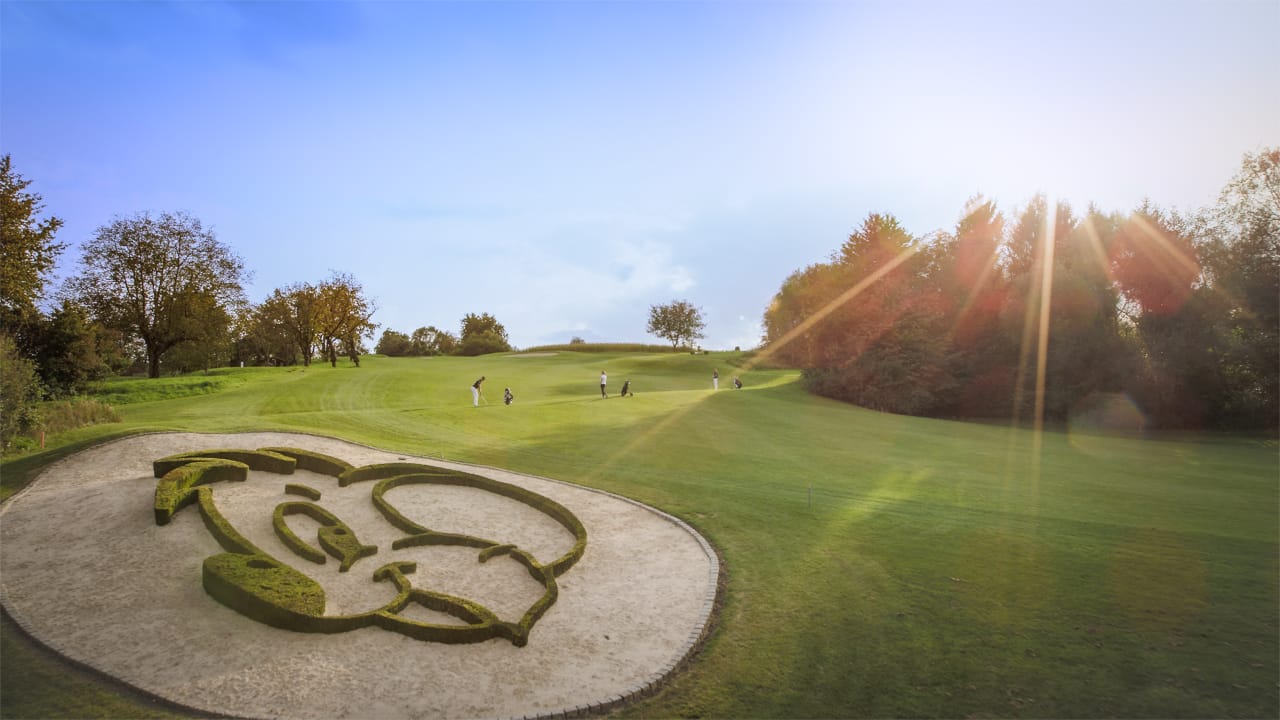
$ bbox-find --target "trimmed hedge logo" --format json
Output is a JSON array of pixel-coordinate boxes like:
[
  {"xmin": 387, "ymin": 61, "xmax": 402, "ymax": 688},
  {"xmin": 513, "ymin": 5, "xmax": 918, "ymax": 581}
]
[{"xmin": 153, "ymin": 447, "xmax": 587, "ymax": 647}]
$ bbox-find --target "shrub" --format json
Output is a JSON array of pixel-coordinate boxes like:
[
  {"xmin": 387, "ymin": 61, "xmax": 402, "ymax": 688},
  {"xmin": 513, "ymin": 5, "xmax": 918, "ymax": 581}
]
[
  {"xmin": 154, "ymin": 460, "xmax": 249, "ymax": 525},
  {"xmin": 37, "ymin": 398, "xmax": 120, "ymax": 434},
  {"xmin": 153, "ymin": 448, "xmax": 296, "ymax": 477},
  {"xmin": 262, "ymin": 447, "xmax": 353, "ymax": 476},
  {"xmin": 0, "ymin": 333, "xmax": 42, "ymax": 453}
]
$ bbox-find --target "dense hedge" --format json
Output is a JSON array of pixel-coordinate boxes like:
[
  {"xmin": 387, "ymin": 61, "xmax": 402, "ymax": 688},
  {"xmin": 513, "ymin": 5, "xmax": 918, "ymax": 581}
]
[
  {"xmin": 283, "ymin": 483, "xmax": 322, "ymax": 500},
  {"xmin": 261, "ymin": 447, "xmax": 353, "ymax": 477},
  {"xmin": 153, "ymin": 447, "xmax": 587, "ymax": 647},
  {"xmin": 154, "ymin": 459, "xmax": 248, "ymax": 525},
  {"xmin": 153, "ymin": 448, "xmax": 295, "ymax": 477},
  {"xmin": 273, "ymin": 501, "xmax": 377, "ymax": 571}
]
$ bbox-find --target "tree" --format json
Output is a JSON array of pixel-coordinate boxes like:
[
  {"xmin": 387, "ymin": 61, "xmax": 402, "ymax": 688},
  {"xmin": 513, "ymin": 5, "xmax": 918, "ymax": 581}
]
[
  {"xmin": 646, "ymin": 300, "xmax": 706, "ymax": 350},
  {"xmin": 928, "ymin": 197, "xmax": 1016, "ymax": 417},
  {"xmin": 244, "ymin": 289, "xmax": 305, "ymax": 366},
  {"xmin": 1185, "ymin": 148, "xmax": 1279, "ymax": 428},
  {"xmin": 314, "ymin": 272, "xmax": 377, "ymax": 367},
  {"xmin": 411, "ymin": 325, "xmax": 456, "ymax": 356},
  {"xmin": 1, "ymin": 155, "xmax": 65, "ymax": 342},
  {"xmin": 65, "ymin": 211, "xmax": 247, "ymax": 378},
  {"xmin": 457, "ymin": 312, "xmax": 511, "ymax": 356},
  {"xmin": 270, "ymin": 283, "xmax": 320, "ymax": 366},
  {"xmin": 34, "ymin": 300, "xmax": 109, "ymax": 396},
  {"xmin": 375, "ymin": 329, "xmax": 412, "ymax": 356},
  {"xmin": 163, "ymin": 291, "xmax": 236, "ymax": 374}
]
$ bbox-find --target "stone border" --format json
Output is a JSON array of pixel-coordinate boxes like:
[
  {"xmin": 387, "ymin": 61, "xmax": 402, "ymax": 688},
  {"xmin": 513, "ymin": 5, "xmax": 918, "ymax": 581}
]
[{"xmin": 0, "ymin": 431, "xmax": 725, "ymax": 720}]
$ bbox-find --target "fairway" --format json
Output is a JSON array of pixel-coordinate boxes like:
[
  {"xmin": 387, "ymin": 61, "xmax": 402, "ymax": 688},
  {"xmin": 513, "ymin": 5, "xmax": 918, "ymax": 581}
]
[{"xmin": 2, "ymin": 350, "xmax": 1277, "ymax": 719}]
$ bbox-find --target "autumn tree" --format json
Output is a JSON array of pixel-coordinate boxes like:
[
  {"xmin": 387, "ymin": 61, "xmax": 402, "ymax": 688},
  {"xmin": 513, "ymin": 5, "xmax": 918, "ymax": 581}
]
[
  {"xmin": 315, "ymin": 272, "xmax": 377, "ymax": 367},
  {"xmin": 646, "ymin": 300, "xmax": 705, "ymax": 351},
  {"xmin": 65, "ymin": 212, "xmax": 248, "ymax": 378}
]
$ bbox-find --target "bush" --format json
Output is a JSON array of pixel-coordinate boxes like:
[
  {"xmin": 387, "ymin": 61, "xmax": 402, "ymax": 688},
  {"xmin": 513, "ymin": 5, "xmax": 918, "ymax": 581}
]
[
  {"xmin": 1, "ymin": 333, "xmax": 43, "ymax": 453},
  {"xmin": 36, "ymin": 398, "xmax": 120, "ymax": 434},
  {"xmin": 455, "ymin": 330, "xmax": 511, "ymax": 356}
]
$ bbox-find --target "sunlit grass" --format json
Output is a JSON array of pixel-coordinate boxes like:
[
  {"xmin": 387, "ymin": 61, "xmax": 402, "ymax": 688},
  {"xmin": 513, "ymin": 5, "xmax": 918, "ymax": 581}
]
[{"xmin": 1, "ymin": 351, "xmax": 1276, "ymax": 719}]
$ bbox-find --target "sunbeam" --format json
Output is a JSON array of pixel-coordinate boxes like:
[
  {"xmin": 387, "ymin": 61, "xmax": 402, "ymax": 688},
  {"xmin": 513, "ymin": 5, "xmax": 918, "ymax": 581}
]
[
  {"xmin": 744, "ymin": 243, "xmax": 923, "ymax": 372},
  {"xmin": 1077, "ymin": 212, "xmax": 1116, "ymax": 285}
]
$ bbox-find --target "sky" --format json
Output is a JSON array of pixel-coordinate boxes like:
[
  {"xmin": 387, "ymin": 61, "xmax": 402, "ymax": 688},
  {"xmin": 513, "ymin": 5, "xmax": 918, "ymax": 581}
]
[{"xmin": 3, "ymin": 0, "xmax": 1277, "ymax": 351}]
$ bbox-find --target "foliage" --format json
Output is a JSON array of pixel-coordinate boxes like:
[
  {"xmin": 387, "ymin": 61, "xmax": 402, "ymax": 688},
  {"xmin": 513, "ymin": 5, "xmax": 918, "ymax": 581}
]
[
  {"xmin": 63, "ymin": 211, "xmax": 247, "ymax": 378},
  {"xmin": 315, "ymin": 272, "xmax": 378, "ymax": 367},
  {"xmin": 376, "ymin": 326, "xmax": 460, "ymax": 358},
  {"xmin": 646, "ymin": 299, "xmax": 706, "ymax": 350},
  {"xmin": 34, "ymin": 398, "xmax": 120, "ymax": 435},
  {"xmin": 0, "ymin": 154, "xmax": 65, "ymax": 336},
  {"xmin": 763, "ymin": 150, "xmax": 1280, "ymax": 430},
  {"xmin": 375, "ymin": 328, "xmax": 413, "ymax": 356},
  {"xmin": 1193, "ymin": 148, "xmax": 1280, "ymax": 428},
  {"xmin": 31, "ymin": 300, "xmax": 111, "ymax": 397},
  {"xmin": 457, "ymin": 329, "xmax": 511, "ymax": 356},
  {"xmin": 412, "ymin": 325, "xmax": 456, "ymax": 356},
  {"xmin": 0, "ymin": 332, "xmax": 42, "ymax": 452},
  {"xmin": 457, "ymin": 312, "xmax": 511, "ymax": 355},
  {"xmin": 765, "ymin": 213, "xmax": 955, "ymax": 414}
]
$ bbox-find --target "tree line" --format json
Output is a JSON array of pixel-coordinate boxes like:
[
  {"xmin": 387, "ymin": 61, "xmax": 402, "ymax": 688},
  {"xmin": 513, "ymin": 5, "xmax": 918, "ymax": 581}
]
[
  {"xmin": 373, "ymin": 312, "xmax": 512, "ymax": 358},
  {"xmin": 0, "ymin": 154, "xmax": 526, "ymax": 449},
  {"xmin": 761, "ymin": 149, "xmax": 1278, "ymax": 431}
]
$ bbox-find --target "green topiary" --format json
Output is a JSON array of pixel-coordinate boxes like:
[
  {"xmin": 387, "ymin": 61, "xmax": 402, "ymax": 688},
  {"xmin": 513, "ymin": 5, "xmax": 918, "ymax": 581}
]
[
  {"xmin": 153, "ymin": 448, "xmax": 296, "ymax": 477},
  {"xmin": 284, "ymin": 483, "xmax": 322, "ymax": 500},
  {"xmin": 261, "ymin": 447, "xmax": 353, "ymax": 477},
  {"xmin": 154, "ymin": 459, "xmax": 248, "ymax": 525},
  {"xmin": 155, "ymin": 449, "xmax": 587, "ymax": 647}
]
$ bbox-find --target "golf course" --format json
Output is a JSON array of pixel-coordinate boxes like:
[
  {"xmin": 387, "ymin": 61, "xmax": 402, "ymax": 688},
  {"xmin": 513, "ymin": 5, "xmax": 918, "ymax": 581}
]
[{"xmin": 2, "ymin": 349, "xmax": 1277, "ymax": 719}]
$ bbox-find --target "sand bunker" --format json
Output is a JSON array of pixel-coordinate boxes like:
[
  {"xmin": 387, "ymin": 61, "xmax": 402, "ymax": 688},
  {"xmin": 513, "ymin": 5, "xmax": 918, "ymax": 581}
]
[{"xmin": 0, "ymin": 432, "xmax": 719, "ymax": 720}]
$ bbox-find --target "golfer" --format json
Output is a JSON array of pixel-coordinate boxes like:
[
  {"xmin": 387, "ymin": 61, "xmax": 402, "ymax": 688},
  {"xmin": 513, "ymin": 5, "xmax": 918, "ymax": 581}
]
[
  {"xmin": 471, "ymin": 376, "xmax": 485, "ymax": 407},
  {"xmin": 600, "ymin": 370, "xmax": 608, "ymax": 398},
  {"xmin": 713, "ymin": 368, "xmax": 719, "ymax": 390}
]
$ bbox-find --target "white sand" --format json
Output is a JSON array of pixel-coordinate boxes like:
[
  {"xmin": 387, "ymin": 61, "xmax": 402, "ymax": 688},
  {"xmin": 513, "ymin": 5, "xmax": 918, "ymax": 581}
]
[{"xmin": 0, "ymin": 432, "xmax": 719, "ymax": 720}]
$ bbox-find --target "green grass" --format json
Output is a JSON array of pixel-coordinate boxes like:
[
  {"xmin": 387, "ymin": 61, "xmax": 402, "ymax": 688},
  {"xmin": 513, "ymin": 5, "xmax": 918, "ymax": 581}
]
[{"xmin": 2, "ymin": 351, "xmax": 1276, "ymax": 718}]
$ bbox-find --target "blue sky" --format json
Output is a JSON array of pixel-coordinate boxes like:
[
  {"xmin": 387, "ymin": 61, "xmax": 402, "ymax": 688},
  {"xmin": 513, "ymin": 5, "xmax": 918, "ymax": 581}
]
[{"xmin": 3, "ymin": 0, "xmax": 1277, "ymax": 350}]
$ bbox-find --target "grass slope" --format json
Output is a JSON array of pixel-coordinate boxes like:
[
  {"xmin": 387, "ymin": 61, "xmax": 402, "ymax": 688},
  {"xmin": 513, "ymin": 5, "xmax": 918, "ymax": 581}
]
[{"xmin": 2, "ymin": 351, "xmax": 1276, "ymax": 719}]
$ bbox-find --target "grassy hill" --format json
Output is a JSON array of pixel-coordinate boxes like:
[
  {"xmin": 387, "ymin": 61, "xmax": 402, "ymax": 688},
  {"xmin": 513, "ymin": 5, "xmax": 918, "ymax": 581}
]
[{"xmin": 2, "ymin": 351, "xmax": 1276, "ymax": 718}]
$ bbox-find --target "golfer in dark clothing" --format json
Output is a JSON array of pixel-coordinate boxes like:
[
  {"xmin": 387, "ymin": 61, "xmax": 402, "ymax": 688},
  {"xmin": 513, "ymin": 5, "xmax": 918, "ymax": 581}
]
[{"xmin": 471, "ymin": 376, "xmax": 485, "ymax": 407}]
